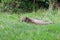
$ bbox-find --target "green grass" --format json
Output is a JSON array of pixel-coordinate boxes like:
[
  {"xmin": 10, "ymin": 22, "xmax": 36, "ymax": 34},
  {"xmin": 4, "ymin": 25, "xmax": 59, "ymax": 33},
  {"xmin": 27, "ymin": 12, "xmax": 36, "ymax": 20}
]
[{"xmin": 0, "ymin": 10, "xmax": 60, "ymax": 40}]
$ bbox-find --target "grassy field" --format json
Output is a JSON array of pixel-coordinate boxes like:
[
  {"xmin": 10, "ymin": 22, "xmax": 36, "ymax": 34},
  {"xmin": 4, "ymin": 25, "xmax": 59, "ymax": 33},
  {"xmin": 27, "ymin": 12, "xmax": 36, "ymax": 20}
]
[{"xmin": 0, "ymin": 10, "xmax": 60, "ymax": 40}]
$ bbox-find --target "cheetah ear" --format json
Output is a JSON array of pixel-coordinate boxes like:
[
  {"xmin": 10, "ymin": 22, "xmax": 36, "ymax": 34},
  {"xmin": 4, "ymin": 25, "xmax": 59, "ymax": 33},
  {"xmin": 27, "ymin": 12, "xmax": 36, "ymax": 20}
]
[{"xmin": 26, "ymin": 17, "xmax": 28, "ymax": 20}]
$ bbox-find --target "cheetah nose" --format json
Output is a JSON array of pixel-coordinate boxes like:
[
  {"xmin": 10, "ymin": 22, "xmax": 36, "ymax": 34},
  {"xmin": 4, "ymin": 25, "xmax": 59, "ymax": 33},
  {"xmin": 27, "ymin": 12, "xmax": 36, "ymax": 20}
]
[{"xmin": 21, "ymin": 20, "xmax": 24, "ymax": 22}]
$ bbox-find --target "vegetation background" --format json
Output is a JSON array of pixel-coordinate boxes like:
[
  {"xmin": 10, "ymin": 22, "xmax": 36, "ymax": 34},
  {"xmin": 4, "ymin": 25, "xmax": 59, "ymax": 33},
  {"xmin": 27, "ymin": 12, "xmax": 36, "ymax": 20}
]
[{"xmin": 0, "ymin": 0, "xmax": 60, "ymax": 40}]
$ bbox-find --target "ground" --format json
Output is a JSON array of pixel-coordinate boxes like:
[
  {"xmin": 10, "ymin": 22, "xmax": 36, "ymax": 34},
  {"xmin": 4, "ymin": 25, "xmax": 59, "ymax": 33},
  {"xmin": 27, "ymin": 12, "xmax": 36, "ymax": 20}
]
[{"xmin": 0, "ymin": 10, "xmax": 60, "ymax": 40}]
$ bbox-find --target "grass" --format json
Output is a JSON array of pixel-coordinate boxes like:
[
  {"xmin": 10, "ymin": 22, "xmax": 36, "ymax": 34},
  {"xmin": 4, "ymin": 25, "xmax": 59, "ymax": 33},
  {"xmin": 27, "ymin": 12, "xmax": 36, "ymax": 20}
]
[{"xmin": 0, "ymin": 10, "xmax": 60, "ymax": 40}]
